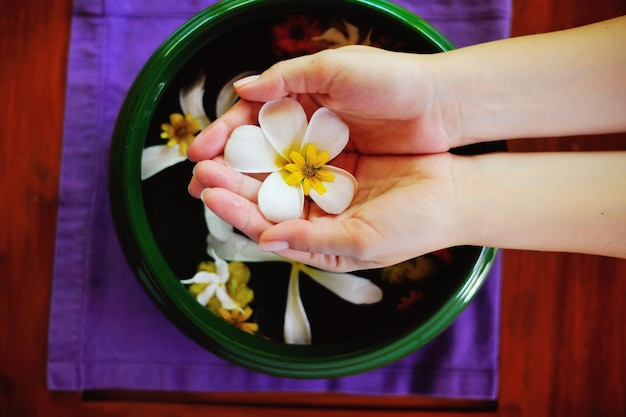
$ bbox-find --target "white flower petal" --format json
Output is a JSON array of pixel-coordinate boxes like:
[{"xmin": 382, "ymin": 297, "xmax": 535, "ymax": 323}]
[
  {"xmin": 204, "ymin": 206, "xmax": 284, "ymax": 262},
  {"xmin": 312, "ymin": 27, "xmax": 348, "ymax": 45},
  {"xmin": 344, "ymin": 21, "xmax": 360, "ymax": 44},
  {"xmin": 209, "ymin": 233, "xmax": 285, "ymax": 262},
  {"xmin": 301, "ymin": 107, "xmax": 349, "ymax": 160},
  {"xmin": 300, "ymin": 265, "xmax": 383, "ymax": 304},
  {"xmin": 284, "ymin": 268, "xmax": 311, "ymax": 344},
  {"xmin": 258, "ymin": 171, "xmax": 304, "ymax": 222},
  {"xmin": 309, "ymin": 166, "xmax": 357, "ymax": 215},
  {"xmin": 224, "ymin": 125, "xmax": 282, "ymax": 173},
  {"xmin": 180, "ymin": 271, "xmax": 218, "ymax": 285},
  {"xmin": 180, "ymin": 71, "xmax": 210, "ymax": 129},
  {"xmin": 141, "ymin": 145, "xmax": 187, "ymax": 180},
  {"xmin": 211, "ymin": 252, "xmax": 230, "ymax": 282},
  {"xmin": 215, "ymin": 71, "xmax": 255, "ymax": 118},
  {"xmin": 259, "ymin": 98, "xmax": 307, "ymax": 159},
  {"xmin": 204, "ymin": 206, "xmax": 234, "ymax": 242},
  {"xmin": 215, "ymin": 286, "xmax": 239, "ymax": 310},
  {"xmin": 197, "ymin": 283, "xmax": 218, "ymax": 306}
]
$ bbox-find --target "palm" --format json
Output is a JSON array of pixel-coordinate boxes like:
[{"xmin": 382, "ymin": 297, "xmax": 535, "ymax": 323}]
[
  {"xmin": 283, "ymin": 152, "xmax": 457, "ymax": 270},
  {"xmin": 193, "ymin": 152, "xmax": 457, "ymax": 272}
]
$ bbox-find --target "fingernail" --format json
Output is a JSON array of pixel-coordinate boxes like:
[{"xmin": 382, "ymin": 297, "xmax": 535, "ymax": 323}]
[
  {"xmin": 200, "ymin": 188, "xmax": 211, "ymax": 200},
  {"xmin": 233, "ymin": 74, "xmax": 260, "ymax": 88},
  {"xmin": 259, "ymin": 240, "xmax": 289, "ymax": 252}
]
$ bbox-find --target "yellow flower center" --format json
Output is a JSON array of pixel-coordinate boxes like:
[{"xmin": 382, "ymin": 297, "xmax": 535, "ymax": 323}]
[
  {"xmin": 160, "ymin": 112, "xmax": 201, "ymax": 156},
  {"xmin": 283, "ymin": 143, "xmax": 335, "ymax": 195}
]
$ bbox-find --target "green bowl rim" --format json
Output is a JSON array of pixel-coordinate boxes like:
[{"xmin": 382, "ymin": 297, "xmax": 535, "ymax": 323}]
[{"xmin": 109, "ymin": 0, "xmax": 496, "ymax": 379}]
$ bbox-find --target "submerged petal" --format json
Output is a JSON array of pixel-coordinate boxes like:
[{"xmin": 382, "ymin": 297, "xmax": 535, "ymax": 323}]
[
  {"xmin": 216, "ymin": 71, "xmax": 255, "ymax": 118},
  {"xmin": 309, "ymin": 166, "xmax": 357, "ymax": 214},
  {"xmin": 301, "ymin": 107, "xmax": 349, "ymax": 160},
  {"xmin": 301, "ymin": 265, "xmax": 383, "ymax": 304},
  {"xmin": 284, "ymin": 267, "xmax": 311, "ymax": 344},
  {"xmin": 204, "ymin": 206, "xmax": 234, "ymax": 242},
  {"xmin": 179, "ymin": 71, "xmax": 210, "ymax": 129},
  {"xmin": 141, "ymin": 144, "xmax": 188, "ymax": 180},
  {"xmin": 259, "ymin": 98, "xmax": 307, "ymax": 159},
  {"xmin": 208, "ymin": 233, "xmax": 284, "ymax": 262},
  {"xmin": 224, "ymin": 125, "xmax": 282, "ymax": 173},
  {"xmin": 258, "ymin": 171, "xmax": 304, "ymax": 222},
  {"xmin": 203, "ymin": 206, "xmax": 283, "ymax": 262}
]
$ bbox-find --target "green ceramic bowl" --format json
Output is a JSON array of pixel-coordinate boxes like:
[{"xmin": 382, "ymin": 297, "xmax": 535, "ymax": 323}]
[{"xmin": 110, "ymin": 0, "xmax": 499, "ymax": 378}]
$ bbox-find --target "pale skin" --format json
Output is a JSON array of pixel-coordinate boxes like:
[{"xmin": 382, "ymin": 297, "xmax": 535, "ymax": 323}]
[{"xmin": 188, "ymin": 16, "xmax": 626, "ymax": 272}]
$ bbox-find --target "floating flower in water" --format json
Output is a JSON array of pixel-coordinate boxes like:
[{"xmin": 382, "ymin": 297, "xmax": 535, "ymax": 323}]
[
  {"xmin": 142, "ymin": 71, "xmax": 209, "ymax": 180},
  {"xmin": 160, "ymin": 112, "xmax": 201, "ymax": 155},
  {"xmin": 382, "ymin": 256, "xmax": 437, "ymax": 284},
  {"xmin": 180, "ymin": 251, "xmax": 240, "ymax": 311},
  {"xmin": 397, "ymin": 289, "xmax": 423, "ymax": 313},
  {"xmin": 141, "ymin": 71, "xmax": 251, "ymax": 180},
  {"xmin": 202, "ymin": 207, "xmax": 381, "ymax": 344},
  {"xmin": 189, "ymin": 259, "xmax": 254, "ymax": 315},
  {"xmin": 313, "ymin": 20, "xmax": 372, "ymax": 48},
  {"xmin": 218, "ymin": 307, "xmax": 259, "ymax": 335},
  {"xmin": 272, "ymin": 14, "xmax": 324, "ymax": 57},
  {"xmin": 224, "ymin": 97, "xmax": 357, "ymax": 222}
]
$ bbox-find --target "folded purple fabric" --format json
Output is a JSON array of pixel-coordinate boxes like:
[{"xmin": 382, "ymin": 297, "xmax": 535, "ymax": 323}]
[{"xmin": 48, "ymin": 0, "xmax": 511, "ymax": 398}]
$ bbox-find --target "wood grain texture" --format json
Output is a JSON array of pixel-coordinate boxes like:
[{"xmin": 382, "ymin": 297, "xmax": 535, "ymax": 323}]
[{"xmin": 1, "ymin": 0, "xmax": 624, "ymax": 416}]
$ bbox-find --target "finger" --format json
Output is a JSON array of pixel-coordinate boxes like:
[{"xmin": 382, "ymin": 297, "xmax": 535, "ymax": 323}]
[
  {"xmin": 188, "ymin": 156, "xmax": 225, "ymax": 198},
  {"xmin": 201, "ymin": 187, "xmax": 273, "ymax": 242},
  {"xmin": 257, "ymin": 218, "xmax": 375, "ymax": 272},
  {"xmin": 259, "ymin": 217, "xmax": 377, "ymax": 262},
  {"xmin": 188, "ymin": 174, "xmax": 204, "ymax": 198},
  {"xmin": 187, "ymin": 99, "xmax": 263, "ymax": 162},
  {"xmin": 259, "ymin": 245, "xmax": 363, "ymax": 273},
  {"xmin": 192, "ymin": 160, "xmax": 262, "ymax": 203}
]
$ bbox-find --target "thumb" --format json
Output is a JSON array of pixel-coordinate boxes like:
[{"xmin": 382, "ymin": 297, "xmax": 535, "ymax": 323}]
[
  {"xmin": 232, "ymin": 72, "xmax": 290, "ymax": 102},
  {"xmin": 233, "ymin": 52, "xmax": 335, "ymax": 102}
]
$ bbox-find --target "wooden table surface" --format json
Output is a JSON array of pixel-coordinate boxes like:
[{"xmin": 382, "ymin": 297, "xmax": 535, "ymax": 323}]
[{"xmin": 2, "ymin": 0, "xmax": 625, "ymax": 416}]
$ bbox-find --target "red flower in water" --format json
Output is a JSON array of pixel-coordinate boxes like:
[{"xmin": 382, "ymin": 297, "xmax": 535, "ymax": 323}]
[
  {"xmin": 397, "ymin": 289, "xmax": 424, "ymax": 313},
  {"xmin": 272, "ymin": 14, "xmax": 323, "ymax": 57}
]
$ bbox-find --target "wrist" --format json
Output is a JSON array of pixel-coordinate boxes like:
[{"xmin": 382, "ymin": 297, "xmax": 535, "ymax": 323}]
[
  {"xmin": 450, "ymin": 151, "xmax": 626, "ymax": 258},
  {"xmin": 448, "ymin": 154, "xmax": 480, "ymax": 247},
  {"xmin": 424, "ymin": 51, "xmax": 488, "ymax": 150}
]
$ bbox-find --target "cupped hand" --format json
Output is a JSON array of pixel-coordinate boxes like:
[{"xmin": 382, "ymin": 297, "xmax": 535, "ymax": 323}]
[
  {"xmin": 189, "ymin": 152, "xmax": 465, "ymax": 272},
  {"xmin": 187, "ymin": 45, "xmax": 460, "ymax": 164}
]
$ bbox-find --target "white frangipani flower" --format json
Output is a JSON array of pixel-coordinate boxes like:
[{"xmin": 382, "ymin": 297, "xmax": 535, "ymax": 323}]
[
  {"xmin": 203, "ymin": 207, "xmax": 382, "ymax": 344},
  {"xmin": 313, "ymin": 20, "xmax": 372, "ymax": 48},
  {"xmin": 224, "ymin": 97, "xmax": 357, "ymax": 223},
  {"xmin": 141, "ymin": 71, "xmax": 209, "ymax": 180},
  {"xmin": 180, "ymin": 250, "xmax": 239, "ymax": 311},
  {"xmin": 215, "ymin": 71, "xmax": 255, "ymax": 118},
  {"xmin": 141, "ymin": 71, "xmax": 252, "ymax": 180}
]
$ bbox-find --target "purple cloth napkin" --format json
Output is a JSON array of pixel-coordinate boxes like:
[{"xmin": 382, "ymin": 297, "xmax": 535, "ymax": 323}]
[{"xmin": 48, "ymin": 0, "xmax": 511, "ymax": 398}]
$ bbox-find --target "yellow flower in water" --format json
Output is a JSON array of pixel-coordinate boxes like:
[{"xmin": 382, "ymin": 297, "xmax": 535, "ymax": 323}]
[
  {"xmin": 397, "ymin": 289, "xmax": 423, "ymax": 313},
  {"xmin": 382, "ymin": 256, "xmax": 436, "ymax": 284},
  {"xmin": 218, "ymin": 307, "xmax": 259, "ymax": 335},
  {"xmin": 160, "ymin": 112, "xmax": 201, "ymax": 156},
  {"xmin": 284, "ymin": 143, "xmax": 335, "ymax": 195}
]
